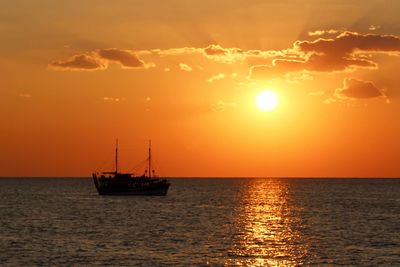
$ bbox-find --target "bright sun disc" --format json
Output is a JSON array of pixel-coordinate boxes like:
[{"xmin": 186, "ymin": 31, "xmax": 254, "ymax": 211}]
[{"xmin": 256, "ymin": 90, "xmax": 278, "ymax": 112}]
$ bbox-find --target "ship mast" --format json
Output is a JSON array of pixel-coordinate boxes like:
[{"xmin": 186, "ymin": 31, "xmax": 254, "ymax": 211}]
[
  {"xmin": 148, "ymin": 140, "xmax": 151, "ymax": 178},
  {"xmin": 115, "ymin": 139, "xmax": 118, "ymax": 174}
]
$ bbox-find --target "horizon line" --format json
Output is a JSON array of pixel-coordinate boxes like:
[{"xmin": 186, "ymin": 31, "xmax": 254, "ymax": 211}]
[{"xmin": 1, "ymin": 176, "xmax": 399, "ymax": 179}]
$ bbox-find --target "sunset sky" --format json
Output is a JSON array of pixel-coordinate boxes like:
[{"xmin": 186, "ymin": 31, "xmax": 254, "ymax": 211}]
[{"xmin": 1, "ymin": 0, "xmax": 400, "ymax": 177}]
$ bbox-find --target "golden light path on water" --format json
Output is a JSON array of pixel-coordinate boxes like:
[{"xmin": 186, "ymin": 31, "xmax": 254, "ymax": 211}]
[{"xmin": 226, "ymin": 179, "xmax": 309, "ymax": 266}]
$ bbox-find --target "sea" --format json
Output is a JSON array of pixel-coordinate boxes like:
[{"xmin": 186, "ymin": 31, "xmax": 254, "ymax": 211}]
[{"xmin": 1, "ymin": 178, "xmax": 400, "ymax": 266}]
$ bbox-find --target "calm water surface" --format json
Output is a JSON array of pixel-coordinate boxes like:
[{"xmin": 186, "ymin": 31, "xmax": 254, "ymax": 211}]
[{"xmin": 1, "ymin": 178, "xmax": 400, "ymax": 266}]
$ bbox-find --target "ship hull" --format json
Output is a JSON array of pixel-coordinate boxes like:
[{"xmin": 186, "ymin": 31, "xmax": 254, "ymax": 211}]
[
  {"xmin": 97, "ymin": 187, "xmax": 169, "ymax": 196},
  {"xmin": 92, "ymin": 174, "xmax": 170, "ymax": 196}
]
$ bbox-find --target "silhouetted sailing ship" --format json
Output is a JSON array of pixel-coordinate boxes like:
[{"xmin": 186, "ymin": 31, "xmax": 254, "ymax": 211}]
[{"xmin": 92, "ymin": 140, "xmax": 170, "ymax": 196}]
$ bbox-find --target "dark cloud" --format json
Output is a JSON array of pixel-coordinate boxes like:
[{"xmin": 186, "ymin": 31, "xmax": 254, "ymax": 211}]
[
  {"xmin": 49, "ymin": 54, "xmax": 106, "ymax": 71},
  {"xmin": 49, "ymin": 48, "xmax": 154, "ymax": 71},
  {"xmin": 272, "ymin": 53, "xmax": 376, "ymax": 73},
  {"xmin": 301, "ymin": 53, "xmax": 376, "ymax": 72},
  {"xmin": 296, "ymin": 31, "xmax": 400, "ymax": 55},
  {"xmin": 49, "ymin": 31, "xmax": 400, "ymax": 76},
  {"xmin": 335, "ymin": 78, "xmax": 385, "ymax": 99},
  {"xmin": 249, "ymin": 31, "xmax": 400, "ymax": 80},
  {"xmin": 97, "ymin": 48, "xmax": 147, "ymax": 68}
]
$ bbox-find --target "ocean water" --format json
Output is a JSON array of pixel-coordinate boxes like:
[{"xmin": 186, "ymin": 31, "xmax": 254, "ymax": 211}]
[{"xmin": 1, "ymin": 178, "xmax": 400, "ymax": 266}]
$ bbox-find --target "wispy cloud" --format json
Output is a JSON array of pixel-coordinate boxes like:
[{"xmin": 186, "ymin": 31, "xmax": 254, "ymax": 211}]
[
  {"xmin": 19, "ymin": 93, "xmax": 32, "ymax": 98},
  {"xmin": 156, "ymin": 47, "xmax": 202, "ymax": 56},
  {"xmin": 211, "ymin": 100, "xmax": 238, "ymax": 111},
  {"xmin": 103, "ymin": 96, "xmax": 125, "ymax": 102},
  {"xmin": 368, "ymin": 25, "xmax": 381, "ymax": 31},
  {"xmin": 179, "ymin": 63, "xmax": 192, "ymax": 72},
  {"xmin": 308, "ymin": 29, "xmax": 340, "ymax": 37},
  {"xmin": 207, "ymin": 73, "xmax": 225, "ymax": 83}
]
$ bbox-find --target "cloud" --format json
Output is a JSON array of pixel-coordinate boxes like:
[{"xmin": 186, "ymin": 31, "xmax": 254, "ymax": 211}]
[
  {"xmin": 151, "ymin": 32, "xmax": 400, "ymax": 76},
  {"xmin": 179, "ymin": 63, "xmax": 192, "ymax": 72},
  {"xmin": 334, "ymin": 78, "xmax": 386, "ymax": 100},
  {"xmin": 250, "ymin": 57, "xmax": 308, "ymax": 80},
  {"xmin": 49, "ymin": 30, "xmax": 400, "ymax": 81},
  {"xmin": 249, "ymin": 62, "xmax": 318, "ymax": 81},
  {"xmin": 249, "ymin": 31, "xmax": 400, "ymax": 80},
  {"xmin": 49, "ymin": 54, "xmax": 106, "ymax": 71},
  {"xmin": 249, "ymin": 65, "xmax": 283, "ymax": 80},
  {"xmin": 153, "ymin": 45, "xmax": 277, "ymax": 63},
  {"xmin": 204, "ymin": 44, "xmax": 228, "ymax": 56},
  {"xmin": 103, "ymin": 96, "xmax": 125, "ymax": 102},
  {"xmin": 156, "ymin": 47, "xmax": 202, "ymax": 56},
  {"xmin": 97, "ymin": 48, "xmax": 153, "ymax": 69},
  {"xmin": 308, "ymin": 29, "xmax": 340, "ymax": 37},
  {"xmin": 273, "ymin": 53, "xmax": 376, "ymax": 73},
  {"xmin": 296, "ymin": 31, "xmax": 400, "ymax": 55},
  {"xmin": 49, "ymin": 43, "xmax": 285, "ymax": 74},
  {"xmin": 156, "ymin": 44, "xmax": 279, "ymax": 63},
  {"xmin": 211, "ymin": 100, "xmax": 238, "ymax": 111},
  {"xmin": 203, "ymin": 44, "xmax": 245, "ymax": 63},
  {"xmin": 368, "ymin": 25, "xmax": 380, "ymax": 31},
  {"xmin": 50, "ymin": 48, "xmax": 154, "ymax": 71},
  {"xmin": 207, "ymin": 73, "xmax": 225, "ymax": 83},
  {"xmin": 19, "ymin": 93, "xmax": 32, "ymax": 98},
  {"xmin": 284, "ymin": 71, "xmax": 314, "ymax": 83}
]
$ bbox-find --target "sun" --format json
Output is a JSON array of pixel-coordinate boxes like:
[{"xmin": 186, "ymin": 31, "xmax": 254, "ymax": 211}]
[{"xmin": 256, "ymin": 90, "xmax": 279, "ymax": 112}]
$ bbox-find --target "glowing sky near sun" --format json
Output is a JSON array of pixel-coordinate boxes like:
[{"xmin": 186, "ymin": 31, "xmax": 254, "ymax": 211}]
[{"xmin": 1, "ymin": 0, "xmax": 400, "ymax": 177}]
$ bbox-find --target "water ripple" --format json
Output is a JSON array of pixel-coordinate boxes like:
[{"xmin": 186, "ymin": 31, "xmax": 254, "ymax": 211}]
[{"xmin": 0, "ymin": 178, "xmax": 400, "ymax": 266}]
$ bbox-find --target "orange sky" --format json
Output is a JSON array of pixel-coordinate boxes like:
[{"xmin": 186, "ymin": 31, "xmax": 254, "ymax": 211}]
[{"xmin": 1, "ymin": 0, "xmax": 400, "ymax": 177}]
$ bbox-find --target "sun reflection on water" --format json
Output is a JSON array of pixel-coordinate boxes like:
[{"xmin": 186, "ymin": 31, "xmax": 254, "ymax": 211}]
[{"xmin": 226, "ymin": 179, "xmax": 308, "ymax": 266}]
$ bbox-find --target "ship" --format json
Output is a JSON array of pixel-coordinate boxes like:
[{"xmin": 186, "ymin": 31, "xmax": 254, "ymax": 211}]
[{"xmin": 92, "ymin": 140, "xmax": 170, "ymax": 196}]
